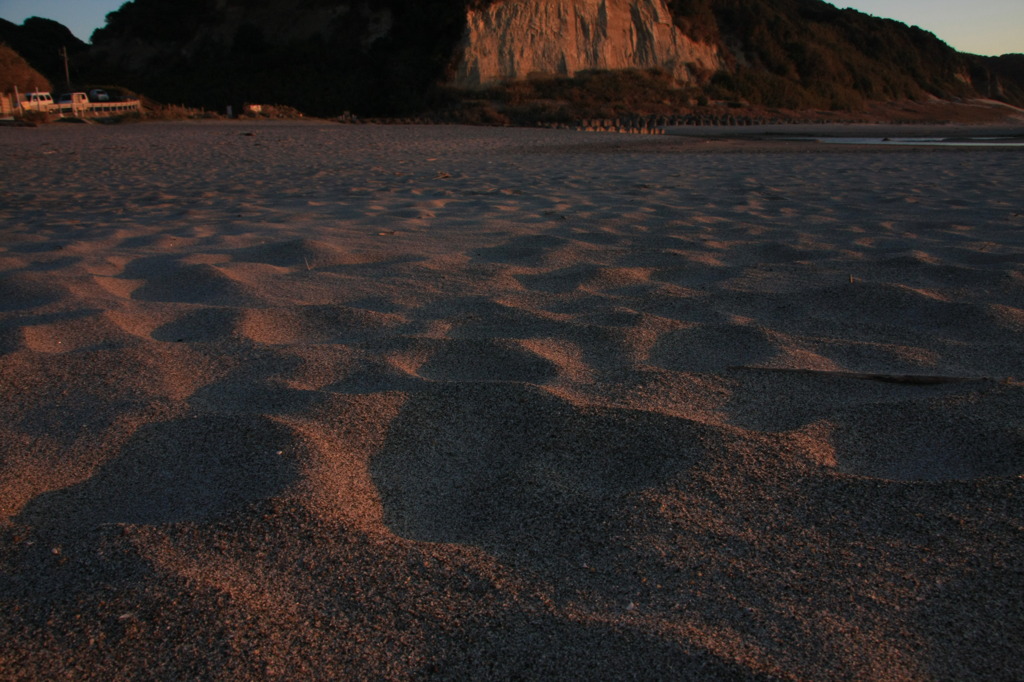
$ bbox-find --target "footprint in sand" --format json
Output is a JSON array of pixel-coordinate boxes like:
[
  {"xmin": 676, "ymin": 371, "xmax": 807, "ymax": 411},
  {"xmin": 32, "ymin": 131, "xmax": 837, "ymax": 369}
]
[
  {"xmin": 414, "ymin": 338, "xmax": 561, "ymax": 383},
  {"xmin": 0, "ymin": 271, "xmax": 68, "ymax": 311},
  {"xmin": 370, "ymin": 383, "xmax": 709, "ymax": 548},
  {"xmin": 124, "ymin": 258, "xmax": 260, "ymax": 306},
  {"xmin": 16, "ymin": 414, "xmax": 300, "ymax": 528},
  {"xmin": 825, "ymin": 397, "xmax": 1024, "ymax": 481}
]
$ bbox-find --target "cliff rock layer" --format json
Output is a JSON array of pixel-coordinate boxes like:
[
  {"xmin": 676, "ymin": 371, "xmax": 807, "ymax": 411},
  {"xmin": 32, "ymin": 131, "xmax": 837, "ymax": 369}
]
[{"xmin": 453, "ymin": 0, "xmax": 721, "ymax": 88}]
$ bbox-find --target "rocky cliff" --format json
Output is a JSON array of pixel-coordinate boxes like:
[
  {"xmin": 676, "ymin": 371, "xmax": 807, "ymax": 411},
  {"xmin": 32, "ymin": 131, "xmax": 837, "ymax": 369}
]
[{"xmin": 453, "ymin": 0, "xmax": 721, "ymax": 88}]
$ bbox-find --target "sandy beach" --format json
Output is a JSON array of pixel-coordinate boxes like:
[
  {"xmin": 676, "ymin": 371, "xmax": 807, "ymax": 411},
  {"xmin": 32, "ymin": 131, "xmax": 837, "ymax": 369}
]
[{"xmin": 1, "ymin": 120, "xmax": 1022, "ymax": 679}]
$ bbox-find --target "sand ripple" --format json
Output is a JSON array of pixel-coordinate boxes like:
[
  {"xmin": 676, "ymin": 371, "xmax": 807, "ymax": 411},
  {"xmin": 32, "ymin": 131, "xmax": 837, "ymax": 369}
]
[{"xmin": 1, "ymin": 122, "xmax": 1022, "ymax": 679}]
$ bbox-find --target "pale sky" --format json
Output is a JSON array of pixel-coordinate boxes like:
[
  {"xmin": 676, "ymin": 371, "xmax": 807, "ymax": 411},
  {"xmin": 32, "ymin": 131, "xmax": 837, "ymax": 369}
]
[{"xmin": 0, "ymin": 0, "xmax": 1021, "ymax": 56}]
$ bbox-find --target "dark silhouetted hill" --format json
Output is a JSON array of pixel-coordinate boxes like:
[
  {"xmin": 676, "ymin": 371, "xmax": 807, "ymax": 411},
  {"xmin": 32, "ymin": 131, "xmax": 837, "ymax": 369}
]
[
  {"xmin": 5, "ymin": 1, "xmax": 1023, "ymax": 119},
  {"xmin": 0, "ymin": 17, "xmax": 89, "ymax": 91}
]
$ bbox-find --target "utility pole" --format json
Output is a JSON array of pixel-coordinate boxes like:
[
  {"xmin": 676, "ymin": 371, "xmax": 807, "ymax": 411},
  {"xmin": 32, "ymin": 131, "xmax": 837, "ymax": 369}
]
[{"xmin": 60, "ymin": 46, "xmax": 71, "ymax": 91}]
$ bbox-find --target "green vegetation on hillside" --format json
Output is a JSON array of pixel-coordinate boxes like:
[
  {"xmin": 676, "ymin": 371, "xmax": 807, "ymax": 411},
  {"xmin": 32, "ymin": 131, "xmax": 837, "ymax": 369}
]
[
  {"xmin": 669, "ymin": 0, "xmax": 977, "ymax": 109},
  {"xmin": 445, "ymin": 68, "xmax": 705, "ymax": 124}
]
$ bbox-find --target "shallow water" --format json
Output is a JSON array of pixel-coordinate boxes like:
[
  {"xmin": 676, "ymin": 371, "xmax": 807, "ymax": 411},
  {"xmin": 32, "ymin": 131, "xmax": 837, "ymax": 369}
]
[{"xmin": 809, "ymin": 136, "xmax": 1024, "ymax": 147}]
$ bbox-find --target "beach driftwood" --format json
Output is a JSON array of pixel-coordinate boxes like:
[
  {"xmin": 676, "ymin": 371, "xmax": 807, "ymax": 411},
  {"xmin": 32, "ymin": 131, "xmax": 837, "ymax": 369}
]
[{"xmin": 729, "ymin": 366, "xmax": 1005, "ymax": 385}]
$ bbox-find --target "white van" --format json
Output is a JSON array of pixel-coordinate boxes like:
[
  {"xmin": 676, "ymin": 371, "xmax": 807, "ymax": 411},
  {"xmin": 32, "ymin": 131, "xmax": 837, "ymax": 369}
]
[{"xmin": 20, "ymin": 92, "xmax": 56, "ymax": 113}]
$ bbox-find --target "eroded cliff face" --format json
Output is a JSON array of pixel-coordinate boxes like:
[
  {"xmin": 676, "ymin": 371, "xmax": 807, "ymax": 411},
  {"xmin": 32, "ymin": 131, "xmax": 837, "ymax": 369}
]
[{"xmin": 452, "ymin": 0, "xmax": 722, "ymax": 88}]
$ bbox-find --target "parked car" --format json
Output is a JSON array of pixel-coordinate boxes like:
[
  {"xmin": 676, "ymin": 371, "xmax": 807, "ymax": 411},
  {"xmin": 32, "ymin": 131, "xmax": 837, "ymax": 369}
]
[{"xmin": 88, "ymin": 89, "xmax": 110, "ymax": 102}]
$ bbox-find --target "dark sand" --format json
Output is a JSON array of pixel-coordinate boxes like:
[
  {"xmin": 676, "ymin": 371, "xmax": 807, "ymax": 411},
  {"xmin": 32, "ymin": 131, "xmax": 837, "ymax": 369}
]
[{"xmin": 1, "ymin": 120, "xmax": 1022, "ymax": 679}]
